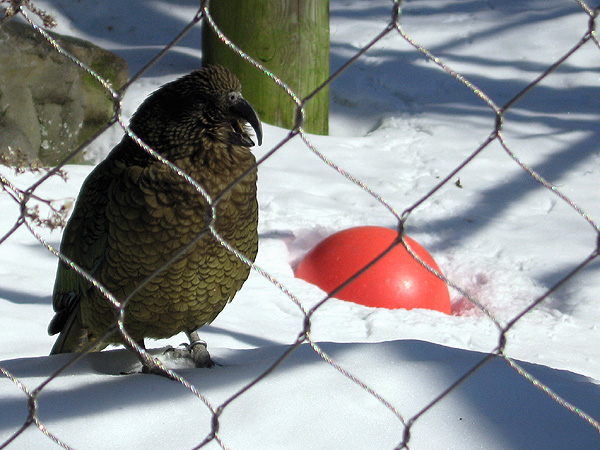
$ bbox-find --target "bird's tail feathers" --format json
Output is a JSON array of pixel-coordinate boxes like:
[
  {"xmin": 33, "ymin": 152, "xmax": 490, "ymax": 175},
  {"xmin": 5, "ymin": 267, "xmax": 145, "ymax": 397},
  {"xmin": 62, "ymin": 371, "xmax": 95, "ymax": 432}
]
[{"xmin": 50, "ymin": 308, "xmax": 92, "ymax": 354}]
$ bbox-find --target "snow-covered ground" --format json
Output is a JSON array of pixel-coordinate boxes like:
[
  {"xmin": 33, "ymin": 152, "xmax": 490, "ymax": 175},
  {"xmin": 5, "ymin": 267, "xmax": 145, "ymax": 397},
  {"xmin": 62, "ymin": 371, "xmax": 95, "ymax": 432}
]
[{"xmin": 1, "ymin": 1, "xmax": 600, "ymax": 449}]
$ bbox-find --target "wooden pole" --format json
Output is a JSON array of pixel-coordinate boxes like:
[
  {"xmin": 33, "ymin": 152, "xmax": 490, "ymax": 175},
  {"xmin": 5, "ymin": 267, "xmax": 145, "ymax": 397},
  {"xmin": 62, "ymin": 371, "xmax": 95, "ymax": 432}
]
[{"xmin": 202, "ymin": 0, "xmax": 329, "ymax": 135}]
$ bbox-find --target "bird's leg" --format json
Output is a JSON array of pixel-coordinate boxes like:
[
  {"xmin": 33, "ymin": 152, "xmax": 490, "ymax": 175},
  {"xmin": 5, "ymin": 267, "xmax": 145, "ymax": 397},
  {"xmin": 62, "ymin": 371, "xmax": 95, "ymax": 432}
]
[
  {"xmin": 187, "ymin": 330, "xmax": 215, "ymax": 368},
  {"xmin": 164, "ymin": 331, "xmax": 215, "ymax": 368}
]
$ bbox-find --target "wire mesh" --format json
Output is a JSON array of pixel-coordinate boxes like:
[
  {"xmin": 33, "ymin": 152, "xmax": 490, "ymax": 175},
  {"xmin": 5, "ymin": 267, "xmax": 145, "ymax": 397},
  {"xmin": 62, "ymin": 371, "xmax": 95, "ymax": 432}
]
[{"xmin": 1, "ymin": 0, "xmax": 600, "ymax": 448}]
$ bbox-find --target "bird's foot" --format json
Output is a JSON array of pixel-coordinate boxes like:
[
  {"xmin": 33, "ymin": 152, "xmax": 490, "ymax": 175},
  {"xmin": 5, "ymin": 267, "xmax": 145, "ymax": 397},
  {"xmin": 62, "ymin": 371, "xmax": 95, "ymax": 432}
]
[
  {"xmin": 141, "ymin": 362, "xmax": 178, "ymax": 380},
  {"xmin": 164, "ymin": 339, "xmax": 215, "ymax": 368},
  {"xmin": 137, "ymin": 354, "xmax": 178, "ymax": 380}
]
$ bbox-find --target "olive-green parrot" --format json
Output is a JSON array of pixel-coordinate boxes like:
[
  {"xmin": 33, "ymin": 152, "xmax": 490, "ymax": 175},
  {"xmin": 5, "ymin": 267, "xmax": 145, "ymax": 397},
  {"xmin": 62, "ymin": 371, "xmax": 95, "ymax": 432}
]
[{"xmin": 48, "ymin": 65, "xmax": 262, "ymax": 376}]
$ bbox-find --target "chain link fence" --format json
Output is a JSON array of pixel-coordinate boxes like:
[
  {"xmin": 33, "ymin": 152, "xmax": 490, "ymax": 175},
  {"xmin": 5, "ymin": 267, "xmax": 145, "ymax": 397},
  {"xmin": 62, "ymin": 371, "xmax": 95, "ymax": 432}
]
[{"xmin": 1, "ymin": 0, "xmax": 600, "ymax": 448}]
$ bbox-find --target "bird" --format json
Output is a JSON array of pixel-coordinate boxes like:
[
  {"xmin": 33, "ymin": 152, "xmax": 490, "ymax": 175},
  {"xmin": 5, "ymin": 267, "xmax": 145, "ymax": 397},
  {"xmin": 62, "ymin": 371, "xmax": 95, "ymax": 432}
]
[{"xmin": 48, "ymin": 64, "xmax": 262, "ymax": 376}]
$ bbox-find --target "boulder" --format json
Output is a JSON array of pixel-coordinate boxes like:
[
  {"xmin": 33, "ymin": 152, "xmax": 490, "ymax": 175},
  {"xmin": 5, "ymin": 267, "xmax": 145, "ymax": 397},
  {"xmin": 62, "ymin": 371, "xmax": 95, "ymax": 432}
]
[{"xmin": 0, "ymin": 21, "xmax": 128, "ymax": 165}]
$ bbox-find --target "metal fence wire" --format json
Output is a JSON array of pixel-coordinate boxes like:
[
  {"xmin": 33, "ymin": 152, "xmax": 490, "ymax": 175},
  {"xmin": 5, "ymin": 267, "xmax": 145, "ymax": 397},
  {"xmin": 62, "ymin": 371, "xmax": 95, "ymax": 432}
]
[{"xmin": 1, "ymin": 0, "xmax": 600, "ymax": 448}]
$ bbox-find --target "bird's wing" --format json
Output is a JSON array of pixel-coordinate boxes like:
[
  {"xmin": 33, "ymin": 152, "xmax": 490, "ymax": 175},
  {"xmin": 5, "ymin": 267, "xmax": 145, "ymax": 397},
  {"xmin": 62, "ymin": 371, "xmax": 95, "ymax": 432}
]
[
  {"xmin": 49, "ymin": 158, "xmax": 117, "ymax": 336},
  {"xmin": 100, "ymin": 158, "xmax": 209, "ymax": 284}
]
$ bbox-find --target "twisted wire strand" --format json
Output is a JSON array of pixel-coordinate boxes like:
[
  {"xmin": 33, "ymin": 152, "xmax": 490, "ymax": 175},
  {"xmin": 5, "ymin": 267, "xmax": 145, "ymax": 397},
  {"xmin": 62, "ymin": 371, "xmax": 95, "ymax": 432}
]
[
  {"xmin": 386, "ymin": 0, "xmax": 600, "ymax": 434},
  {"xmin": 503, "ymin": 355, "xmax": 600, "ymax": 430},
  {"xmin": 214, "ymin": 0, "xmax": 600, "ymax": 440},
  {"xmin": 0, "ymin": 0, "xmax": 599, "ymax": 448},
  {"xmin": 199, "ymin": 2, "xmax": 429, "ymax": 434},
  {"xmin": 0, "ymin": 367, "xmax": 74, "ymax": 450}
]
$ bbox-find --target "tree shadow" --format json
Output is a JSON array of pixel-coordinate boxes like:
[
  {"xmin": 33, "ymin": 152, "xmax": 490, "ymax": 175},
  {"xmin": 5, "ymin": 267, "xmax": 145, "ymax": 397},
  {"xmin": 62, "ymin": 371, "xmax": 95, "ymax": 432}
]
[{"xmin": 325, "ymin": 1, "xmax": 600, "ymax": 309}]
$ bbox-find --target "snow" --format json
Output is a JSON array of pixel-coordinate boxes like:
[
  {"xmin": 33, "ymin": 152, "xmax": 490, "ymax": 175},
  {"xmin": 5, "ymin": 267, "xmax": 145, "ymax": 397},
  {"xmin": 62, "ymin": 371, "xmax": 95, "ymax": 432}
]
[{"xmin": 2, "ymin": 0, "xmax": 600, "ymax": 449}]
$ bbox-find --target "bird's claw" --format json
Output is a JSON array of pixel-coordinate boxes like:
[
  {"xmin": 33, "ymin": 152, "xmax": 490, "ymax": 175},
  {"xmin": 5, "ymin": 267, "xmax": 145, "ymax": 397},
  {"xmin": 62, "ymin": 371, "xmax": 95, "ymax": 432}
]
[
  {"xmin": 138, "ymin": 354, "xmax": 178, "ymax": 380},
  {"xmin": 163, "ymin": 339, "xmax": 215, "ymax": 368},
  {"xmin": 141, "ymin": 364, "xmax": 179, "ymax": 380}
]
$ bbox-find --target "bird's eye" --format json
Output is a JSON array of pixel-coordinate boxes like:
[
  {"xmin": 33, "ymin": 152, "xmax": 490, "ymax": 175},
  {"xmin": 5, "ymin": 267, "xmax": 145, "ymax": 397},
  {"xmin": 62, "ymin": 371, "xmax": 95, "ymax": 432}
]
[{"xmin": 227, "ymin": 92, "xmax": 238, "ymax": 103}]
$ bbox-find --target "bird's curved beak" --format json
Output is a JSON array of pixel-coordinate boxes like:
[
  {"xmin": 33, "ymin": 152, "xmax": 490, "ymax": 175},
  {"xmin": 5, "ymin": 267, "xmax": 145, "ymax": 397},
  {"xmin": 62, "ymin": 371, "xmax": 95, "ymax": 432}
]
[{"xmin": 230, "ymin": 97, "xmax": 263, "ymax": 147}]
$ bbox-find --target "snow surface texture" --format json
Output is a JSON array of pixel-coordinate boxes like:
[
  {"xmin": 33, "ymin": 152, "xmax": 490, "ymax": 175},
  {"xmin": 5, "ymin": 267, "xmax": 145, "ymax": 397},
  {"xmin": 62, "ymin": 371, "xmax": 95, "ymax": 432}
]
[{"xmin": 1, "ymin": 1, "xmax": 600, "ymax": 449}]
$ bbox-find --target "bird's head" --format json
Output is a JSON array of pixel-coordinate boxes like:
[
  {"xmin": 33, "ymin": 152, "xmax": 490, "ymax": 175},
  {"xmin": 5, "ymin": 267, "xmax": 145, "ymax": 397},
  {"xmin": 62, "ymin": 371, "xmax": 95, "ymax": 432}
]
[
  {"xmin": 128, "ymin": 65, "xmax": 263, "ymax": 160},
  {"xmin": 190, "ymin": 65, "xmax": 263, "ymax": 147}
]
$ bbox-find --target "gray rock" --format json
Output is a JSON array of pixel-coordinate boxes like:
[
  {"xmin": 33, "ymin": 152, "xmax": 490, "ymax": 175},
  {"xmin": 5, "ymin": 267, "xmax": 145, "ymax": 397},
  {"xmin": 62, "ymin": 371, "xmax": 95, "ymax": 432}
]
[{"xmin": 0, "ymin": 21, "xmax": 128, "ymax": 165}]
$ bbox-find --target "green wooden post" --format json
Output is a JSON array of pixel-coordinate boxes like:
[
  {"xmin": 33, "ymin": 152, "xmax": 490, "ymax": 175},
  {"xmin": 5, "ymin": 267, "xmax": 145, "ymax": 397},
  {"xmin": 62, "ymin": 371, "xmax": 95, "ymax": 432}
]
[{"xmin": 202, "ymin": 0, "xmax": 329, "ymax": 135}]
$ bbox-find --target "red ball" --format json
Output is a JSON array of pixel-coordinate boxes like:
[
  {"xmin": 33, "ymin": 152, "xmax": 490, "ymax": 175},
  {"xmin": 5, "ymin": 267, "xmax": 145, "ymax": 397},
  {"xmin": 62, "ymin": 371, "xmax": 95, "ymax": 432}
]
[{"xmin": 295, "ymin": 226, "xmax": 451, "ymax": 314}]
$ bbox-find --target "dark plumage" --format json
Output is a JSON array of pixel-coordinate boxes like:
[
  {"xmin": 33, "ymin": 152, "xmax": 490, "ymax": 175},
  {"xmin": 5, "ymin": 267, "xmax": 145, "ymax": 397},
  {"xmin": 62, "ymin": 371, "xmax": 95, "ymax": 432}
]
[{"xmin": 48, "ymin": 65, "xmax": 262, "ymax": 375}]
